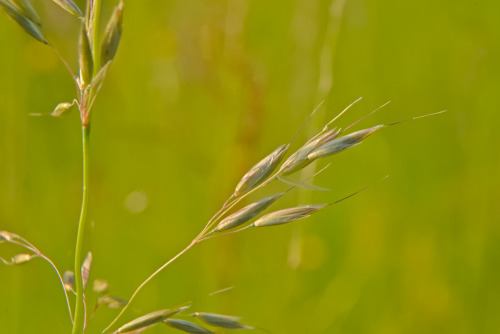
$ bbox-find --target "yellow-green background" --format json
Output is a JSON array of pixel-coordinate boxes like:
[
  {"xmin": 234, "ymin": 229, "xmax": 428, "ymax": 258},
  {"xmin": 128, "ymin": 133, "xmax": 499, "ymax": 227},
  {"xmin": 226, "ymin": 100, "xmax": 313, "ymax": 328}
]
[{"xmin": 1, "ymin": 0, "xmax": 499, "ymax": 333}]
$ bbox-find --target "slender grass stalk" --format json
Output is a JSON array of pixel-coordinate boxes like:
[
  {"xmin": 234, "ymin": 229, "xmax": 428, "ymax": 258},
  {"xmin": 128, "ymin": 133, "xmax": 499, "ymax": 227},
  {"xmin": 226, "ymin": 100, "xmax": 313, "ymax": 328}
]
[
  {"xmin": 90, "ymin": 0, "xmax": 101, "ymax": 71},
  {"xmin": 73, "ymin": 124, "xmax": 90, "ymax": 334}
]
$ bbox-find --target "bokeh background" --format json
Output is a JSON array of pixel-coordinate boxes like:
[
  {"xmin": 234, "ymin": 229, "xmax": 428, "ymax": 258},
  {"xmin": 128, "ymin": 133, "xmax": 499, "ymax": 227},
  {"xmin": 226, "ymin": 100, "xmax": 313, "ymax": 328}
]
[{"xmin": 1, "ymin": 0, "xmax": 499, "ymax": 333}]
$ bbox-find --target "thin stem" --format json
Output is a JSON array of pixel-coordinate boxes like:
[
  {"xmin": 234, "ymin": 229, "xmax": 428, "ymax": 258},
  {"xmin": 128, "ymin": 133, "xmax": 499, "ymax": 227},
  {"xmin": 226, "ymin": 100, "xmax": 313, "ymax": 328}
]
[
  {"xmin": 72, "ymin": 125, "xmax": 91, "ymax": 334},
  {"xmin": 102, "ymin": 240, "xmax": 198, "ymax": 333},
  {"xmin": 6, "ymin": 236, "xmax": 74, "ymax": 321}
]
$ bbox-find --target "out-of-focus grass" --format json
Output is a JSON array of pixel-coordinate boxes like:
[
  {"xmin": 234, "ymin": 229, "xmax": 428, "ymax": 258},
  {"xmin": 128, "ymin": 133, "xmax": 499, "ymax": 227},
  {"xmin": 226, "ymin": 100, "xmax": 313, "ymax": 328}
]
[{"xmin": 1, "ymin": 0, "xmax": 499, "ymax": 333}]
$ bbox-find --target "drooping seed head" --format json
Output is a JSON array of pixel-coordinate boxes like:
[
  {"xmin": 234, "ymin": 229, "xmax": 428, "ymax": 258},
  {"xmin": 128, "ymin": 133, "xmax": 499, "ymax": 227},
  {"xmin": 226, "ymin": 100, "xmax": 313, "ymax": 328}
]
[
  {"xmin": 279, "ymin": 128, "xmax": 340, "ymax": 176},
  {"xmin": 214, "ymin": 193, "xmax": 284, "ymax": 232},
  {"xmin": 0, "ymin": 0, "xmax": 47, "ymax": 44},
  {"xmin": 164, "ymin": 319, "xmax": 214, "ymax": 334},
  {"xmin": 252, "ymin": 204, "xmax": 327, "ymax": 227},
  {"xmin": 194, "ymin": 312, "xmax": 253, "ymax": 330},
  {"xmin": 101, "ymin": 0, "xmax": 124, "ymax": 67},
  {"xmin": 307, "ymin": 125, "xmax": 384, "ymax": 160},
  {"xmin": 233, "ymin": 144, "xmax": 289, "ymax": 197},
  {"xmin": 50, "ymin": 0, "xmax": 82, "ymax": 17},
  {"xmin": 116, "ymin": 306, "xmax": 190, "ymax": 333}
]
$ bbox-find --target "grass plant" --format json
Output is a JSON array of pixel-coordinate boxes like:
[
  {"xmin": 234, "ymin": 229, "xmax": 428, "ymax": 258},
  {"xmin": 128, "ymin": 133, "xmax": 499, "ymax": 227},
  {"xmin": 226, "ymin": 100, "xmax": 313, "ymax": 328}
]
[{"xmin": 0, "ymin": 1, "xmax": 444, "ymax": 333}]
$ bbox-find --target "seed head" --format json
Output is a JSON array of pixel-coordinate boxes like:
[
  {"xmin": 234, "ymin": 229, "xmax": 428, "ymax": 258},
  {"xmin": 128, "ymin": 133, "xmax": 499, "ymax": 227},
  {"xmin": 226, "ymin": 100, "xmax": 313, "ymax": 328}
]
[
  {"xmin": 215, "ymin": 193, "xmax": 283, "ymax": 232},
  {"xmin": 233, "ymin": 144, "xmax": 289, "ymax": 197},
  {"xmin": 164, "ymin": 319, "xmax": 214, "ymax": 334},
  {"xmin": 307, "ymin": 125, "xmax": 384, "ymax": 160},
  {"xmin": 194, "ymin": 312, "xmax": 253, "ymax": 330},
  {"xmin": 252, "ymin": 204, "xmax": 327, "ymax": 227}
]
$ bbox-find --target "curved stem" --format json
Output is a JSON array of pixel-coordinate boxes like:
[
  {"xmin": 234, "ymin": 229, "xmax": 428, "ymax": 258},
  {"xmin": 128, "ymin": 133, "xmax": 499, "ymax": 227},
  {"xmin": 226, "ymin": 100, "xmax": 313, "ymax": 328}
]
[
  {"xmin": 102, "ymin": 239, "xmax": 198, "ymax": 333},
  {"xmin": 72, "ymin": 125, "xmax": 90, "ymax": 334}
]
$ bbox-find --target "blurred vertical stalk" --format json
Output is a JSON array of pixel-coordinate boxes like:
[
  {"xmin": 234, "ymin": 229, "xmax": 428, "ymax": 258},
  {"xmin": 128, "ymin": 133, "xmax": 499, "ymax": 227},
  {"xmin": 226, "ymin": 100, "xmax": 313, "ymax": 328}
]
[{"xmin": 73, "ymin": 124, "xmax": 90, "ymax": 334}]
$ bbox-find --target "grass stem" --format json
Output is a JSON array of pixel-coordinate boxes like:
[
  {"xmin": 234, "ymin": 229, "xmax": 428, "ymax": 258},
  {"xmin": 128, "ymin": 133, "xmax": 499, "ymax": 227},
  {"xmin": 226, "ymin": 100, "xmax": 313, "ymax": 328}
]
[{"xmin": 72, "ymin": 124, "xmax": 91, "ymax": 334}]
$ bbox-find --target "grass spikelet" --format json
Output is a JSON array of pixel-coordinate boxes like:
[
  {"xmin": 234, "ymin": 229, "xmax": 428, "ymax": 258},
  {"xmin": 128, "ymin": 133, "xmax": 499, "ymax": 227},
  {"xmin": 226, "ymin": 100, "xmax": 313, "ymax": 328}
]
[
  {"xmin": 63, "ymin": 270, "xmax": 75, "ymax": 291},
  {"xmin": 194, "ymin": 312, "xmax": 254, "ymax": 330},
  {"xmin": 0, "ymin": 0, "xmax": 47, "ymax": 44},
  {"xmin": 12, "ymin": 0, "xmax": 40, "ymax": 26},
  {"xmin": 252, "ymin": 204, "xmax": 327, "ymax": 227},
  {"xmin": 51, "ymin": 101, "xmax": 75, "ymax": 117},
  {"xmin": 115, "ymin": 306, "xmax": 190, "ymax": 333},
  {"xmin": 98, "ymin": 296, "xmax": 127, "ymax": 309},
  {"xmin": 79, "ymin": 23, "xmax": 93, "ymax": 86},
  {"xmin": 307, "ymin": 125, "xmax": 384, "ymax": 160},
  {"xmin": 233, "ymin": 144, "xmax": 289, "ymax": 197},
  {"xmin": 11, "ymin": 253, "xmax": 35, "ymax": 265},
  {"xmin": 164, "ymin": 319, "xmax": 214, "ymax": 334},
  {"xmin": 81, "ymin": 251, "xmax": 92, "ymax": 289},
  {"xmin": 51, "ymin": 0, "xmax": 82, "ymax": 17},
  {"xmin": 214, "ymin": 193, "xmax": 284, "ymax": 232},
  {"xmin": 101, "ymin": 0, "xmax": 124, "ymax": 66}
]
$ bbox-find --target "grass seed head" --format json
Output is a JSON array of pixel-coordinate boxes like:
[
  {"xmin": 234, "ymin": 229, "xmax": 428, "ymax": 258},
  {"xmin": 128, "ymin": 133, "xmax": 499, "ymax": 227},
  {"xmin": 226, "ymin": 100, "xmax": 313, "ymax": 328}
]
[
  {"xmin": 93, "ymin": 278, "xmax": 109, "ymax": 295},
  {"xmin": 81, "ymin": 251, "xmax": 92, "ymax": 289},
  {"xmin": 233, "ymin": 144, "xmax": 289, "ymax": 197},
  {"xmin": 0, "ymin": 0, "xmax": 47, "ymax": 44},
  {"xmin": 11, "ymin": 253, "xmax": 33, "ymax": 264},
  {"xmin": 307, "ymin": 125, "xmax": 384, "ymax": 160},
  {"xmin": 0, "ymin": 231, "xmax": 13, "ymax": 241},
  {"xmin": 101, "ymin": 0, "xmax": 124, "ymax": 67},
  {"xmin": 214, "ymin": 193, "xmax": 284, "ymax": 232},
  {"xmin": 253, "ymin": 204, "xmax": 327, "ymax": 227},
  {"xmin": 116, "ymin": 306, "xmax": 189, "ymax": 333},
  {"xmin": 79, "ymin": 23, "xmax": 93, "ymax": 86},
  {"xmin": 51, "ymin": 0, "xmax": 82, "ymax": 18},
  {"xmin": 280, "ymin": 128, "xmax": 340, "ymax": 176},
  {"xmin": 98, "ymin": 295, "xmax": 127, "ymax": 309},
  {"xmin": 63, "ymin": 270, "xmax": 75, "ymax": 291},
  {"xmin": 12, "ymin": 0, "xmax": 40, "ymax": 26},
  {"xmin": 164, "ymin": 319, "xmax": 214, "ymax": 334},
  {"xmin": 51, "ymin": 102, "xmax": 74, "ymax": 117},
  {"xmin": 194, "ymin": 312, "xmax": 253, "ymax": 330}
]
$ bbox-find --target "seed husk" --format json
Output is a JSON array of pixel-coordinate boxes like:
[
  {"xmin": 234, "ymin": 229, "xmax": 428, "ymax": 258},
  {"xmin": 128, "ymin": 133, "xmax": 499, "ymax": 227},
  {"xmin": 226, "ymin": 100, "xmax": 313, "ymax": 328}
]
[
  {"xmin": 81, "ymin": 251, "xmax": 92, "ymax": 289},
  {"xmin": 214, "ymin": 193, "xmax": 284, "ymax": 232},
  {"xmin": 0, "ymin": 0, "xmax": 47, "ymax": 44},
  {"xmin": 194, "ymin": 312, "xmax": 253, "ymax": 330},
  {"xmin": 116, "ymin": 306, "xmax": 189, "ymax": 333},
  {"xmin": 12, "ymin": 0, "xmax": 40, "ymax": 26},
  {"xmin": 11, "ymin": 253, "xmax": 33, "ymax": 264},
  {"xmin": 252, "ymin": 204, "xmax": 327, "ymax": 227},
  {"xmin": 233, "ymin": 144, "xmax": 289, "ymax": 197},
  {"xmin": 307, "ymin": 125, "xmax": 384, "ymax": 160},
  {"xmin": 51, "ymin": 101, "xmax": 74, "ymax": 117},
  {"xmin": 280, "ymin": 128, "xmax": 340, "ymax": 176},
  {"xmin": 79, "ymin": 23, "xmax": 93, "ymax": 86},
  {"xmin": 51, "ymin": 0, "xmax": 82, "ymax": 17},
  {"xmin": 98, "ymin": 295, "xmax": 127, "ymax": 309},
  {"xmin": 164, "ymin": 319, "xmax": 214, "ymax": 334},
  {"xmin": 93, "ymin": 278, "xmax": 109, "ymax": 295},
  {"xmin": 63, "ymin": 270, "xmax": 75, "ymax": 291},
  {"xmin": 0, "ymin": 231, "xmax": 13, "ymax": 241},
  {"xmin": 101, "ymin": 0, "xmax": 124, "ymax": 66}
]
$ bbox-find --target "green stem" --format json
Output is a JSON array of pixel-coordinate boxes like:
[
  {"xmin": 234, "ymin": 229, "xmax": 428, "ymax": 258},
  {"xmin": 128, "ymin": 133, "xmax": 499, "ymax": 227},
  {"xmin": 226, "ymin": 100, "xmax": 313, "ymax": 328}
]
[{"xmin": 73, "ymin": 125, "xmax": 90, "ymax": 334}]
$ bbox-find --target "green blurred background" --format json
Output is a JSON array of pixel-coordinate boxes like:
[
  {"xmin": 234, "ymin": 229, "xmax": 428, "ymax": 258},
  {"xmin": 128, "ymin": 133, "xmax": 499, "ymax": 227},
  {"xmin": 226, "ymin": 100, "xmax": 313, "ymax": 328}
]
[{"xmin": 1, "ymin": 0, "xmax": 499, "ymax": 333}]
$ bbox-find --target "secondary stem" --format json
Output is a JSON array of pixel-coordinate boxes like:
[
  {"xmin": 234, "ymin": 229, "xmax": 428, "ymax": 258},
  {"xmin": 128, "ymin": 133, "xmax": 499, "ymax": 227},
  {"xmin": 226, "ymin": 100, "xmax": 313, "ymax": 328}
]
[{"xmin": 73, "ymin": 125, "xmax": 90, "ymax": 334}]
